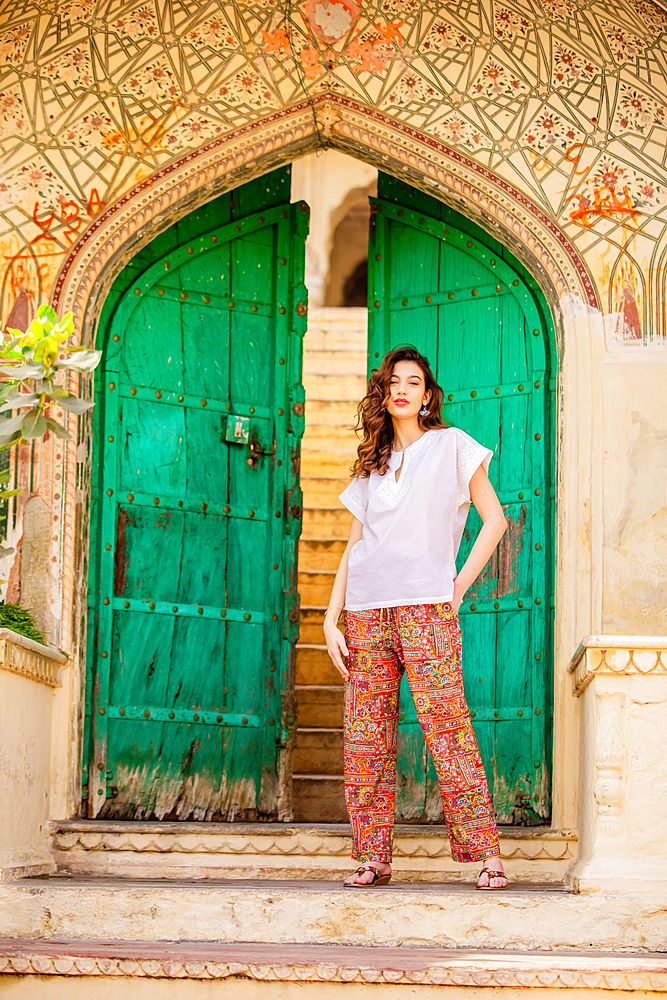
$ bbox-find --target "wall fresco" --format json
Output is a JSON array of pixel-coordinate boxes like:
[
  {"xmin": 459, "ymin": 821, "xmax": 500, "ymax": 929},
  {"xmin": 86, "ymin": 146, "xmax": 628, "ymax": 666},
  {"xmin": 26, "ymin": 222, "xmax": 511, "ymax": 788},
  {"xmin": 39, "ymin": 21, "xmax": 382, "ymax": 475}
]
[{"xmin": 1, "ymin": 0, "xmax": 667, "ymax": 343}]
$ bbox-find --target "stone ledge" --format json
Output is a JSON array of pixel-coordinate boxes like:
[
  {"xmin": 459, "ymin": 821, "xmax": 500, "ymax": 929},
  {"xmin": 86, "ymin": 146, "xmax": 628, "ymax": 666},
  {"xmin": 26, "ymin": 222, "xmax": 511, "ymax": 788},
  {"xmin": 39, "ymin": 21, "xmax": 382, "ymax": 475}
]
[
  {"xmin": 52, "ymin": 821, "xmax": 576, "ymax": 859},
  {"xmin": 0, "ymin": 940, "xmax": 666, "ymax": 989},
  {"xmin": 0, "ymin": 629, "xmax": 68, "ymax": 688},
  {"xmin": 569, "ymin": 634, "xmax": 667, "ymax": 695}
]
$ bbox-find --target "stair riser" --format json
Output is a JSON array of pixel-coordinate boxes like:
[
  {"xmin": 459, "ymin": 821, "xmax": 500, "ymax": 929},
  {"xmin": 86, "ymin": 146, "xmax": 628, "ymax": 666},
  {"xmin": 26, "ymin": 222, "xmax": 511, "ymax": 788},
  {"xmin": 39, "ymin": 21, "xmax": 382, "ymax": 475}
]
[
  {"xmin": 296, "ymin": 689, "xmax": 344, "ymax": 728},
  {"xmin": 299, "ymin": 540, "xmax": 346, "ymax": 572},
  {"xmin": 303, "ymin": 375, "xmax": 367, "ymax": 398},
  {"xmin": 294, "ymin": 778, "xmax": 348, "ymax": 823},
  {"xmin": 298, "ymin": 578, "xmax": 336, "ymax": 605},
  {"xmin": 294, "ymin": 731, "xmax": 344, "ymax": 774},
  {"xmin": 2, "ymin": 882, "xmax": 665, "ymax": 950},
  {"xmin": 303, "ymin": 509, "xmax": 351, "ymax": 533},
  {"xmin": 296, "ymin": 647, "xmax": 342, "ymax": 684},
  {"xmin": 304, "ymin": 352, "xmax": 367, "ymax": 375}
]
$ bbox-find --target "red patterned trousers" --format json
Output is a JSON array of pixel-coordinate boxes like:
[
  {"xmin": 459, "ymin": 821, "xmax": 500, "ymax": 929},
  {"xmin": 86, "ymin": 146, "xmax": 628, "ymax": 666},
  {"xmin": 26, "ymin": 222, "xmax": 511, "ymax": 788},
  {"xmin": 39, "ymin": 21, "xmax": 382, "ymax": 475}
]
[{"xmin": 344, "ymin": 603, "xmax": 501, "ymax": 865}]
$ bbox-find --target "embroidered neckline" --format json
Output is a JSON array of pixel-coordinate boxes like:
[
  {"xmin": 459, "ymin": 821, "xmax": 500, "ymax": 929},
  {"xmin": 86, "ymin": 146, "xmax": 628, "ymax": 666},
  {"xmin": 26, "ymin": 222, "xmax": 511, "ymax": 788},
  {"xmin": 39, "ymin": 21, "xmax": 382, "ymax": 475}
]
[{"xmin": 375, "ymin": 430, "xmax": 439, "ymax": 508}]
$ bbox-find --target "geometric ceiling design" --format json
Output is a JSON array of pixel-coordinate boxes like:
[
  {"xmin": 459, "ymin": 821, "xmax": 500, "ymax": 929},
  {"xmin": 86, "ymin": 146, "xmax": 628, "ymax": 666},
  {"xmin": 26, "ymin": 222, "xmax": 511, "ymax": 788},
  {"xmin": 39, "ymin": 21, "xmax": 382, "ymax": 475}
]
[{"xmin": 2, "ymin": 0, "xmax": 667, "ymax": 344}]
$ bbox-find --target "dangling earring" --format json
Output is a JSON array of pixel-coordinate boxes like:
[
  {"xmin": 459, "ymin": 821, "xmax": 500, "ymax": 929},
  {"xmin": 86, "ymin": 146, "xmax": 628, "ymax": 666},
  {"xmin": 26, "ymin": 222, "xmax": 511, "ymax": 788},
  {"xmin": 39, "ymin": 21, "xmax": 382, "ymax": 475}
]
[{"xmin": 419, "ymin": 401, "xmax": 430, "ymax": 416}]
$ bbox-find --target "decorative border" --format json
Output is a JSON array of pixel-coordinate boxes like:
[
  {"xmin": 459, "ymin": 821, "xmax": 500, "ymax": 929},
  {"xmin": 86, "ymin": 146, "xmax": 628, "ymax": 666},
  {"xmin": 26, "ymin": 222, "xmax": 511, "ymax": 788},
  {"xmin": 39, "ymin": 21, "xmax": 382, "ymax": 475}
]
[
  {"xmin": 51, "ymin": 824, "xmax": 576, "ymax": 862},
  {"xmin": 570, "ymin": 638, "xmax": 667, "ymax": 695},
  {"xmin": 0, "ymin": 947, "xmax": 665, "ymax": 988},
  {"xmin": 0, "ymin": 636, "xmax": 66, "ymax": 687}
]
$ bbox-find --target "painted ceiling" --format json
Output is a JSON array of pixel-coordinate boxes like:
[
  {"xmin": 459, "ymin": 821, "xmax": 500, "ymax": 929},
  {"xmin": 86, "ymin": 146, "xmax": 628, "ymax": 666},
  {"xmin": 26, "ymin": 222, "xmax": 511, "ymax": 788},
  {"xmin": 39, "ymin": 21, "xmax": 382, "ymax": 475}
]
[{"xmin": 1, "ymin": 0, "xmax": 667, "ymax": 343}]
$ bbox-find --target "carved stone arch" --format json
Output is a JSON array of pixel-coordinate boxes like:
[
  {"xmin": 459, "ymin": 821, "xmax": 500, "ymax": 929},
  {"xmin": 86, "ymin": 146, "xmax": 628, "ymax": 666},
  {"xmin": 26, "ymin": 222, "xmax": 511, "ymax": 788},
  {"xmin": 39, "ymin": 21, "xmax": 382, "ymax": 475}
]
[
  {"xmin": 52, "ymin": 95, "xmax": 597, "ymax": 340},
  {"xmin": 50, "ymin": 93, "xmax": 598, "ymax": 662}
]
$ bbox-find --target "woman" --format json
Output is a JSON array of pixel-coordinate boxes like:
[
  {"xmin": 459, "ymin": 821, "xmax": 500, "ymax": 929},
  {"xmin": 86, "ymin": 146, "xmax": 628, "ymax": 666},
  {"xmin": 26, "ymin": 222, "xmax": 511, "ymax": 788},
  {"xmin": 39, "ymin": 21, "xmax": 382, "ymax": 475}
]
[{"xmin": 324, "ymin": 346, "xmax": 508, "ymax": 890}]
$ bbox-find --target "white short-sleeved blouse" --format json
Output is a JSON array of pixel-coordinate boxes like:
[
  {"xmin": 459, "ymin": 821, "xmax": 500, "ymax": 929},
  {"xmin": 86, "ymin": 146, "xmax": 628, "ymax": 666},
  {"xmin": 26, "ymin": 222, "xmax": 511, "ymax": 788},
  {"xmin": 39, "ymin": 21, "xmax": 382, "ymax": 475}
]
[{"xmin": 339, "ymin": 426, "xmax": 493, "ymax": 611}]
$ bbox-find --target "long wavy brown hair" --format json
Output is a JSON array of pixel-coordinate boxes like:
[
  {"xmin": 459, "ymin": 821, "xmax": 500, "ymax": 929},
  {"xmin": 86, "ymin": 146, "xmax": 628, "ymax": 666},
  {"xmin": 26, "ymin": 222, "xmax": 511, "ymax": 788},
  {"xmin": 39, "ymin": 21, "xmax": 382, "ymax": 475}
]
[{"xmin": 350, "ymin": 346, "xmax": 447, "ymax": 479}]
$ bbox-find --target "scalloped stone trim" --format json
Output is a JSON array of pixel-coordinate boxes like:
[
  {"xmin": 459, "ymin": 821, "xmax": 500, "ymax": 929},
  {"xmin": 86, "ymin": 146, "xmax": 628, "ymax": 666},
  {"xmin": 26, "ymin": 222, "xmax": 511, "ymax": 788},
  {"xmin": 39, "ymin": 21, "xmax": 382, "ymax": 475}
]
[
  {"xmin": 0, "ymin": 942, "xmax": 666, "ymax": 989},
  {"xmin": 570, "ymin": 639, "xmax": 667, "ymax": 696}
]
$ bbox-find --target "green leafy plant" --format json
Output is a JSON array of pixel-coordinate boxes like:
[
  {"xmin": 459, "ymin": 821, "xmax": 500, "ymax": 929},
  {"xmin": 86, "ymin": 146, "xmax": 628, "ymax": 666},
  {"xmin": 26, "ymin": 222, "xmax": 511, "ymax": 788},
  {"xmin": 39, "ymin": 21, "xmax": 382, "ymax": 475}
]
[
  {"xmin": 0, "ymin": 603, "xmax": 46, "ymax": 644},
  {"xmin": 0, "ymin": 303, "xmax": 102, "ymax": 559}
]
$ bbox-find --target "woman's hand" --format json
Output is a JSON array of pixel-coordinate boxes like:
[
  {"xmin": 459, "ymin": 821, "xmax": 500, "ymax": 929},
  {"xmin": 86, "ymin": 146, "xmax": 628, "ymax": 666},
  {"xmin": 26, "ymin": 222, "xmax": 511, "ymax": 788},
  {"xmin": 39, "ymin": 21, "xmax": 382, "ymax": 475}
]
[
  {"xmin": 452, "ymin": 577, "xmax": 466, "ymax": 613},
  {"xmin": 324, "ymin": 616, "xmax": 350, "ymax": 681}
]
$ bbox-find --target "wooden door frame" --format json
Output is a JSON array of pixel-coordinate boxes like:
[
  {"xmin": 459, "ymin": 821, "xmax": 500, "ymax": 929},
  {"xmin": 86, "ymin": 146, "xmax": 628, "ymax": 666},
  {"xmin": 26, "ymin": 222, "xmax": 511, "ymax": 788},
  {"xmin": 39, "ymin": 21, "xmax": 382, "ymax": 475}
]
[{"xmin": 50, "ymin": 127, "xmax": 597, "ymax": 836}]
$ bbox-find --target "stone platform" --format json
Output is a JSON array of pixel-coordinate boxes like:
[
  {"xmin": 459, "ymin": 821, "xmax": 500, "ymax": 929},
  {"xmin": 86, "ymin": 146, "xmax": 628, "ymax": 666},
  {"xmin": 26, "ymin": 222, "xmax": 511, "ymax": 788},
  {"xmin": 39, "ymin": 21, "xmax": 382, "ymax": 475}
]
[{"xmin": 2, "ymin": 876, "xmax": 667, "ymax": 953}]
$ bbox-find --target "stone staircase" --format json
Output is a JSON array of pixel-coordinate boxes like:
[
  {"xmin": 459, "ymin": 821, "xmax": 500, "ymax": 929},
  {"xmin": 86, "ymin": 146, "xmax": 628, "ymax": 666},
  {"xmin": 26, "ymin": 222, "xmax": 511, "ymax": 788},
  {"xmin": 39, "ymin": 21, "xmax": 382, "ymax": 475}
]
[{"xmin": 293, "ymin": 307, "xmax": 367, "ymax": 822}]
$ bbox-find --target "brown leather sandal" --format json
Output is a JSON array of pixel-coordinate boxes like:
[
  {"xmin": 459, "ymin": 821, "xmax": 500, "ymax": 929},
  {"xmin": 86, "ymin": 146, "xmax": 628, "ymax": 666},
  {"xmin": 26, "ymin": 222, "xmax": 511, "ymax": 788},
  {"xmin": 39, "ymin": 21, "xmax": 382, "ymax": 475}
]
[
  {"xmin": 343, "ymin": 864, "xmax": 392, "ymax": 888},
  {"xmin": 477, "ymin": 866, "xmax": 508, "ymax": 890}
]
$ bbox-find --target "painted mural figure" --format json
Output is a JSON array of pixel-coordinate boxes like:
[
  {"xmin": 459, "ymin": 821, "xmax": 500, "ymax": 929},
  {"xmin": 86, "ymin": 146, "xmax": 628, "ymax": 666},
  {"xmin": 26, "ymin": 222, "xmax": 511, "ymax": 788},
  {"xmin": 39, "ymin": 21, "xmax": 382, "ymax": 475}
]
[{"xmin": 324, "ymin": 347, "xmax": 509, "ymax": 890}]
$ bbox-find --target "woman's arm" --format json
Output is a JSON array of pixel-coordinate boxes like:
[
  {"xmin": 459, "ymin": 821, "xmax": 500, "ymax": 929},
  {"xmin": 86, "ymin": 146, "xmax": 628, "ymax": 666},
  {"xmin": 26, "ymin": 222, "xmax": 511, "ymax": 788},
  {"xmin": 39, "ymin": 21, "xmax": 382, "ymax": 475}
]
[
  {"xmin": 452, "ymin": 464, "xmax": 507, "ymax": 612},
  {"xmin": 323, "ymin": 516, "xmax": 363, "ymax": 680}
]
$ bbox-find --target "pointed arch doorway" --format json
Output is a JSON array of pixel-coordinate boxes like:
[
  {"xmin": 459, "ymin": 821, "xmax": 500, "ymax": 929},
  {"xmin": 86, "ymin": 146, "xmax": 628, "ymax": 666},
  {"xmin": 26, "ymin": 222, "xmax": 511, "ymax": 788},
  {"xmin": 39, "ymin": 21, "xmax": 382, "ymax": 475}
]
[{"xmin": 296, "ymin": 169, "xmax": 555, "ymax": 827}]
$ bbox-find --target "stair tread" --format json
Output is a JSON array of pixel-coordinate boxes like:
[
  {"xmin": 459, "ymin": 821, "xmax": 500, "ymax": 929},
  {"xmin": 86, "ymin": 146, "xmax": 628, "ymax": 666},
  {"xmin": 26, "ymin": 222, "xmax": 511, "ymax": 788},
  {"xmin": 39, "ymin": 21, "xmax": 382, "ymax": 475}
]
[{"xmin": 13, "ymin": 937, "xmax": 656, "ymax": 964}]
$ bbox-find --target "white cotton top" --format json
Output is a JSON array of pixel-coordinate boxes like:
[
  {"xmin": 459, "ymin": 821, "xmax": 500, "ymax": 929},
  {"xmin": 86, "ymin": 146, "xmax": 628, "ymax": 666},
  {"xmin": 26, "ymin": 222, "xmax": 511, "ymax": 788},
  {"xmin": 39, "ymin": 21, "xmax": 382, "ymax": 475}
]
[{"xmin": 339, "ymin": 427, "xmax": 493, "ymax": 611}]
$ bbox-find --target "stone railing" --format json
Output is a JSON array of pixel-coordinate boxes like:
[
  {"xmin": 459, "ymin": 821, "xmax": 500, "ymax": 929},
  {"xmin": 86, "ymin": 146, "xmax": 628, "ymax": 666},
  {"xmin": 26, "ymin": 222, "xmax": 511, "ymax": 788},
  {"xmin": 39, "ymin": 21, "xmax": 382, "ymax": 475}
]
[
  {"xmin": 0, "ymin": 629, "xmax": 68, "ymax": 881},
  {"xmin": 566, "ymin": 635, "xmax": 667, "ymax": 894}
]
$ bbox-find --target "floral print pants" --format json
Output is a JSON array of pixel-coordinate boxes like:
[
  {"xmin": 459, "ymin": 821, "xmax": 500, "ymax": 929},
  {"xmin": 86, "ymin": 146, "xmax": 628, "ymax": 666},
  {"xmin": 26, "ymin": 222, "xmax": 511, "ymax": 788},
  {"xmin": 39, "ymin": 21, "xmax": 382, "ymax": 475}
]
[{"xmin": 344, "ymin": 603, "xmax": 501, "ymax": 865}]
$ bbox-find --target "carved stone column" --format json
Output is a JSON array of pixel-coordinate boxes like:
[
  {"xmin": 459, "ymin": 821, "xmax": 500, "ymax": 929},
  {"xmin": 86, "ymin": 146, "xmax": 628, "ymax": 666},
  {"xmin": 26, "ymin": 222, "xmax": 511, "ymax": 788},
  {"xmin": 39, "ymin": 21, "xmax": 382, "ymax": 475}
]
[{"xmin": 565, "ymin": 636, "xmax": 667, "ymax": 893}]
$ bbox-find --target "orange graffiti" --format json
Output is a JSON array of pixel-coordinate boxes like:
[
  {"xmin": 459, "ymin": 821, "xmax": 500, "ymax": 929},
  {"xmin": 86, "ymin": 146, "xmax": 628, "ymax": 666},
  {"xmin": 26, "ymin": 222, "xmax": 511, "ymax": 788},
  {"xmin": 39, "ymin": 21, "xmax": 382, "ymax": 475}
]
[
  {"xmin": 86, "ymin": 188, "xmax": 107, "ymax": 217},
  {"xmin": 375, "ymin": 21, "xmax": 403, "ymax": 44},
  {"xmin": 261, "ymin": 28, "xmax": 290, "ymax": 54},
  {"xmin": 564, "ymin": 142, "xmax": 589, "ymax": 175},
  {"xmin": 31, "ymin": 203, "xmax": 58, "ymax": 245},
  {"xmin": 61, "ymin": 201, "xmax": 82, "ymax": 244},
  {"xmin": 568, "ymin": 184, "xmax": 641, "ymax": 227}
]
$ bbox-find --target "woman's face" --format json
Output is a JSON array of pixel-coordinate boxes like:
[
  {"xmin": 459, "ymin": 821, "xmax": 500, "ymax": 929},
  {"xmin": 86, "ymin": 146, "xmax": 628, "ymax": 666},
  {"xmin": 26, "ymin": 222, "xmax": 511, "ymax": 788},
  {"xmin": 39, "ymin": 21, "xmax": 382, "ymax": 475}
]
[{"xmin": 386, "ymin": 360, "xmax": 430, "ymax": 421}]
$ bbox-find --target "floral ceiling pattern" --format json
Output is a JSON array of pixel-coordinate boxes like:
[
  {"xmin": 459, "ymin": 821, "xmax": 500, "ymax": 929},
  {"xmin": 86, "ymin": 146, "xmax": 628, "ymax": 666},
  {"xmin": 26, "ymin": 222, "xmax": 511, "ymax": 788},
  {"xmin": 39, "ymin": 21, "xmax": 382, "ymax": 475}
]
[{"xmin": 1, "ymin": 0, "xmax": 667, "ymax": 343}]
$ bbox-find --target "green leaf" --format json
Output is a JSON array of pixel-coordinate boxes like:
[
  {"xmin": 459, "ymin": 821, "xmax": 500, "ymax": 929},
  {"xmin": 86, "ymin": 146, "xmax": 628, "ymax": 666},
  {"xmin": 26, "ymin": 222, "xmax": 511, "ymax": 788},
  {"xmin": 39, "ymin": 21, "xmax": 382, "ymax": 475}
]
[
  {"xmin": 0, "ymin": 362, "xmax": 45, "ymax": 379},
  {"xmin": 45, "ymin": 417, "xmax": 72, "ymax": 441},
  {"xmin": 56, "ymin": 350, "xmax": 102, "ymax": 373},
  {"xmin": 0, "ymin": 432, "xmax": 22, "ymax": 450},
  {"xmin": 0, "ymin": 488, "xmax": 21, "ymax": 499},
  {"xmin": 21, "ymin": 410, "xmax": 47, "ymax": 439},
  {"xmin": 0, "ymin": 391, "xmax": 39, "ymax": 413},
  {"xmin": 0, "ymin": 411, "xmax": 29, "ymax": 437},
  {"xmin": 36, "ymin": 303, "xmax": 58, "ymax": 327},
  {"xmin": 57, "ymin": 395, "xmax": 94, "ymax": 414},
  {"xmin": 0, "ymin": 547, "xmax": 15, "ymax": 559},
  {"xmin": 0, "ymin": 469, "xmax": 10, "ymax": 485}
]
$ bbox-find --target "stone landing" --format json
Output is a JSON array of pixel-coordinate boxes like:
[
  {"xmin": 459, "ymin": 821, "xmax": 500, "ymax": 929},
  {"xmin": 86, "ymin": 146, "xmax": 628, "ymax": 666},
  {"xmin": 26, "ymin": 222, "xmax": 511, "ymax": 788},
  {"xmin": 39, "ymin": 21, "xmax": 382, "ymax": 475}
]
[
  {"xmin": 2, "ymin": 877, "xmax": 667, "ymax": 953},
  {"xmin": 51, "ymin": 820, "xmax": 576, "ymax": 882}
]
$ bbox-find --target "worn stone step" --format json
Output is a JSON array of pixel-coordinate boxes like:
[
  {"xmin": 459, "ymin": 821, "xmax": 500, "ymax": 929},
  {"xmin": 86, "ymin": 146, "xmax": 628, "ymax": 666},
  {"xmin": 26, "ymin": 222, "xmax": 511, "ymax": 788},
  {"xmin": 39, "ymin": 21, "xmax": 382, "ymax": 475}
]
[
  {"xmin": 294, "ymin": 728, "xmax": 344, "ymax": 775},
  {"xmin": 301, "ymin": 453, "xmax": 355, "ymax": 477},
  {"xmin": 301, "ymin": 421, "xmax": 357, "ymax": 440},
  {"xmin": 49, "ymin": 820, "xmax": 578, "ymax": 882},
  {"xmin": 298, "ymin": 537, "xmax": 346, "ymax": 573},
  {"xmin": 298, "ymin": 571, "xmax": 336, "ymax": 606},
  {"xmin": 293, "ymin": 776, "xmax": 348, "ymax": 823},
  {"xmin": 303, "ymin": 350, "xmax": 367, "ymax": 375},
  {"xmin": 302, "ymin": 476, "xmax": 350, "ymax": 505},
  {"xmin": 302, "ymin": 437, "xmax": 358, "ymax": 456},
  {"xmin": 304, "ymin": 373, "xmax": 368, "ymax": 399},
  {"xmin": 305, "ymin": 307, "xmax": 368, "ymax": 351},
  {"xmin": 4, "ymin": 874, "xmax": 667, "ymax": 952},
  {"xmin": 302, "ymin": 507, "xmax": 351, "ymax": 536},
  {"xmin": 296, "ymin": 685, "xmax": 344, "ymax": 728},
  {"xmin": 296, "ymin": 644, "xmax": 341, "ymax": 685},
  {"xmin": 305, "ymin": 398, "xmax": 360, "ymax": 421},
  {"xmin": 1, "ymin": 938, "xmax": 665, "ymax": 995}
]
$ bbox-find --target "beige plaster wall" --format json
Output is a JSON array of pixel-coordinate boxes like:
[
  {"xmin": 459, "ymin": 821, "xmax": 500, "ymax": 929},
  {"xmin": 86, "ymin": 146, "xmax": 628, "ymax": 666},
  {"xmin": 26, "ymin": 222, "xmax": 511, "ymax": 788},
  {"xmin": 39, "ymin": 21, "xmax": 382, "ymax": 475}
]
[
  {"xmin": 601, "ymin": 359, "xmax": 667, "ymax": 634},
  {"xmin": 0, "ymin": 668, "xmax": 55, "ymax": 879}
]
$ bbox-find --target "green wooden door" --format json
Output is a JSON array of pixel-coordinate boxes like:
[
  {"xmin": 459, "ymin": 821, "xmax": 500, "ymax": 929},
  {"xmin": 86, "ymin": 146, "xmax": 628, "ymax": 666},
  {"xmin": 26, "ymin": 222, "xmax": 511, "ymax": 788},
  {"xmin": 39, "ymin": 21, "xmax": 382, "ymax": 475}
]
[
  {"xmin": 84, "ymin": 170, "xmax": 309, "ymax": 820},
  {"xmin": 368, "ymin": 174, "xmax": 554, "ymax": 825}
]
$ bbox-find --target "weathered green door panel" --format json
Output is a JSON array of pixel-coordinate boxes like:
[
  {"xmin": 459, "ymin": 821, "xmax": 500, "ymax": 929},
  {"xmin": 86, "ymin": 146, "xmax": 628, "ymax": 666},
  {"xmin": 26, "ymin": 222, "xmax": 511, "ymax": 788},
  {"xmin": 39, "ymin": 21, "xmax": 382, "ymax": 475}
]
[
  {"xmin": 85, "ymin": 169, "xmax": 309, "ymax": 820},
  {"xmin": 369, "ymin": 173, "xmax": 554, "ymax": 824}
]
